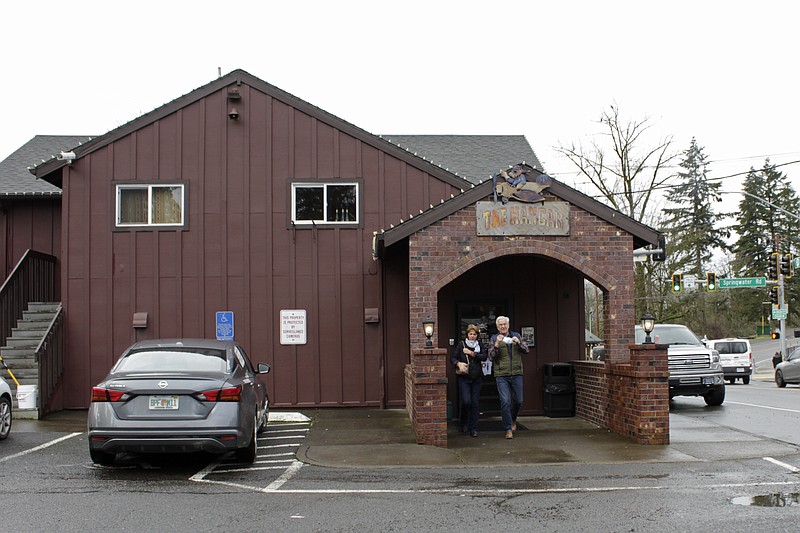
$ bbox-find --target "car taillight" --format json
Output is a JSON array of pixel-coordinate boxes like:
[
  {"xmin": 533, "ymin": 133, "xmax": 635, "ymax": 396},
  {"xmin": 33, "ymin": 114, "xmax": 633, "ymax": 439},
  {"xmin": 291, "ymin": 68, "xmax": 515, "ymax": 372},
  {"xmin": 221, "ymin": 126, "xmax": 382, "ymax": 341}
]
[
  {"xmin": 91, "ymin": 387, "xmax": 132, "ymax": 402},
  {"xmin": 192, "ymin": 385, "xmax": 242, "ymax": 402}
]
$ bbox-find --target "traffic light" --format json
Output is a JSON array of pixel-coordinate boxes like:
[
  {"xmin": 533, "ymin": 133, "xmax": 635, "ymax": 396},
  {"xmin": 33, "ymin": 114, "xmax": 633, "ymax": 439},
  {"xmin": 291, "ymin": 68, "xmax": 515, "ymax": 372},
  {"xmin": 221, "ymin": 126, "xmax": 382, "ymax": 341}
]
[
  {"xmin": 781, "ymin": 253, "xmax": 793, "ymax": 278},
  {"xmin": 768, "ymin": 252, "xmax": 779, "ymax": 281},
  {"xmin": 706, "ymin": 272, "xmax": 717, "ymax": 292},
  {"xmin": 771, "ymin": 331, "xmax": 781, "ymax": 340},
  {"xmin": 770, "ymin": 286, "xmax": 779, "ymax": 305},
  {"xmin": 671, "ymin": 274, "xmax": 682, "ymax": 293},
  {"xmin": 652, "ymin": 234, "xmax": 667, "ymax": 262}
]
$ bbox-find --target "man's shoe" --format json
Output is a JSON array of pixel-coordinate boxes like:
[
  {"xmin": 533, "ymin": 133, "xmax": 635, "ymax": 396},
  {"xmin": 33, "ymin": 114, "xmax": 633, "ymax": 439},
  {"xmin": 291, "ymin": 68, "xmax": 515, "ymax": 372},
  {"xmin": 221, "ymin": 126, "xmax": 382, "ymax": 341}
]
[
  {"xmin": 511, "ymin": 422, "xmax": 517, "ymax": 432},
  {"xmin": 471, "ymin": 430, "xmax": 478, "ymax": 437},
  {"xmin": 505, "ymin": 430, "xmax": 514, "ymax": 439}
]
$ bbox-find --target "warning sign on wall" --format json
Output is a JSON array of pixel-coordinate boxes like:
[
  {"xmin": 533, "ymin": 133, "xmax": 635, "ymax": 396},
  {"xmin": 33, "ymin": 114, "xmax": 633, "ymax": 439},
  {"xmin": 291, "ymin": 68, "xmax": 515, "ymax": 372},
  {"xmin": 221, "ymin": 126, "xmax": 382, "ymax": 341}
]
[{"xmin": 280, "ymin": 309, "xmax": 307, "ymax": 345}]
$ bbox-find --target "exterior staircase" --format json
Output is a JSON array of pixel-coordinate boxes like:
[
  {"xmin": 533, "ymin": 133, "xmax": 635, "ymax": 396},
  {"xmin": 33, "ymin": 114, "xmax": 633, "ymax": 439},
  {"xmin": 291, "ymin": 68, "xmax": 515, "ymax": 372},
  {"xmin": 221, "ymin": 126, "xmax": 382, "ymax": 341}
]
[{"xmin": 1, "ymin": 302, "xmax": 61, "ymax": 419}]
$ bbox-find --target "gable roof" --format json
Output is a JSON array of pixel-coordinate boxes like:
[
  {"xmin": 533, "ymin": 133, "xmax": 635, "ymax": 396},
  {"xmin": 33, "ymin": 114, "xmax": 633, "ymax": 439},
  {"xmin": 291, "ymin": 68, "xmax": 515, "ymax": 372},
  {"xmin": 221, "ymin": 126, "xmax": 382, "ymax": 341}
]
[
  {"xmin": 381, "ymin": 135, "xmax": 543, "ymax": 184},
  {"xmin": 30, "ymin": 70, "xmax": 470, "ymax": 191},
  {"xmin": 0, "ymin": 135, "xmax": 93, "ymax": 197},
  {"xmin": 374, "ymin": 175, "xmax": 661, "ymax": 254},
  {"xmin": 19, "ymin": 71, "xmax": 659, "ymax": 253}
]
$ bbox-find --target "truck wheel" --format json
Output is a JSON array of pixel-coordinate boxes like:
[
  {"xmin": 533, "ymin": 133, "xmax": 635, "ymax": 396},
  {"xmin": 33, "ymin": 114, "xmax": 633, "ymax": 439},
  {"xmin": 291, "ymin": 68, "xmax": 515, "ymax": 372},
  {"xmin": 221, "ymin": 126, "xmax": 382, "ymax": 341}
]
[
  {"xmin": 704, "ymin": 386, "xmax": 725, "ymax": 406},
  {"xmin": 742, "ymin": 376, "xmax": 750, "ymax": 385}
]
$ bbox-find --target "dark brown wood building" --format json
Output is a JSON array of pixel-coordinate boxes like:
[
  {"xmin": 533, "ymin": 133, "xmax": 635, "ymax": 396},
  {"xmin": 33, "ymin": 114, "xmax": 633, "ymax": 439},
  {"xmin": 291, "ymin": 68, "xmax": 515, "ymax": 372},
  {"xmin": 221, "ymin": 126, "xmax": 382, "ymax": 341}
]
[{"xmin": 8, "ymin": 70, "xmax": 665, "ymax": 445}]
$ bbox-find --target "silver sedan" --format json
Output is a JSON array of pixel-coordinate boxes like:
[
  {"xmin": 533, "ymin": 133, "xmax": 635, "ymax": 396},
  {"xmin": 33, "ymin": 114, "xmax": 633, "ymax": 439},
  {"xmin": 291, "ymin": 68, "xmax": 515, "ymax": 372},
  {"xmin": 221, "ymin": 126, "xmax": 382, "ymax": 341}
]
[
  {"xmin": 88, "ymin": 339, "xmax": 270, "ymax": 465},
  {"xmin": 776, "ymin": 346, "xmax": 800, "ymax": 387}
]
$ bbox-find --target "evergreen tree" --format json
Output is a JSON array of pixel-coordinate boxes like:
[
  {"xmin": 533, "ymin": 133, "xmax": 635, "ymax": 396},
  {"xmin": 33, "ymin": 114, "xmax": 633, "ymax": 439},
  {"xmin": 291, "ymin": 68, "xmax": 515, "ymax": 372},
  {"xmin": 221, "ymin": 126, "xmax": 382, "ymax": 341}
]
[
  {"xmin": 661, "ymin": 139, "xmax": 729, "ymax": 331},
  {"xmin": 663, "ymin": 138, "xmax": 729, "ymax": 273},
  {"xmin": 732, "ymin": 160, "xmax": 800, "ymax": 325}
]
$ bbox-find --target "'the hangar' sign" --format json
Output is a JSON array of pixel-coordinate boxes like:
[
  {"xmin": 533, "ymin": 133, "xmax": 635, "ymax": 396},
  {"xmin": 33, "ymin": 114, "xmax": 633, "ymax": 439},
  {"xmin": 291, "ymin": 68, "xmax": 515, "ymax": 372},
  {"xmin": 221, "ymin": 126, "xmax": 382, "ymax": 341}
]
[{"xmin": 476, "ymin": 201, "xmax": 570, "ymax": 236}]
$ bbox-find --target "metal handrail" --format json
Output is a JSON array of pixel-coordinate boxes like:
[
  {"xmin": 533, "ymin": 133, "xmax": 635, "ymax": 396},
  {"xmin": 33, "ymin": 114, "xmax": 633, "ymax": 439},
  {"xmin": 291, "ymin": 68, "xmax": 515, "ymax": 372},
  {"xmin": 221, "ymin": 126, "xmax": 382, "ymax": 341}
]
[
  {"xmin": 0, "ymin": 249, "xmax": 57, "ymax": 348},
  {"xmin": 35, "ymin": 305, "xmax": 63, "ymax": 414}
]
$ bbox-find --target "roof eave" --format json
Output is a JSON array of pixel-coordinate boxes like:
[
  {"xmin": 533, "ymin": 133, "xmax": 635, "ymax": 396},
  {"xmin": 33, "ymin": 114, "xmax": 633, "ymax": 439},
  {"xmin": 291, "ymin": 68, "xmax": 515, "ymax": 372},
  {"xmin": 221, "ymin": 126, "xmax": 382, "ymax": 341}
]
[{"xmin": 377, "ymin": 179, "xmax": 661, "ymax": 255}]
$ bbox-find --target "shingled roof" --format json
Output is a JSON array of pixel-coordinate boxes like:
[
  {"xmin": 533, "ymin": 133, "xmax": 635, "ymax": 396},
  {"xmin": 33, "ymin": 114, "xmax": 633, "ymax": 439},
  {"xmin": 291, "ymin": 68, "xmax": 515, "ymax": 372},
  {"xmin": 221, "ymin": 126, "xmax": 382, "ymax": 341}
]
[
  {"xmin": 0, "ymin": 135, "xmax": 93, "ymax": 197},
  {"xmin": 381, "ymin": 135, "xmax": 544, "ymax": 184}
]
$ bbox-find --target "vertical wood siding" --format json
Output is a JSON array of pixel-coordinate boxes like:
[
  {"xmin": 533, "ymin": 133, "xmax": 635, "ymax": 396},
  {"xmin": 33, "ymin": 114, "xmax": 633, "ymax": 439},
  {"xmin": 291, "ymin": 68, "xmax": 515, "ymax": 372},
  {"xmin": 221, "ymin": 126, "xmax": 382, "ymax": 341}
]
[{"xmin": 58, "ymin": 84, "xmax": 462, "ymax": 408}]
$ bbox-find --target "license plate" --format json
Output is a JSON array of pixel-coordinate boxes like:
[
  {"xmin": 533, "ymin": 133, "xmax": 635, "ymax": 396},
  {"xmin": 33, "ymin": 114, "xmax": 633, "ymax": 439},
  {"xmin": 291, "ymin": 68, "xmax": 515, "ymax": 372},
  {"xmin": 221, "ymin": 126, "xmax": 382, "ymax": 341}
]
[
  {"xmin": 736, "ymin": 367, "xmax": 745, "ymax": 373},
  {"xmin": 149, "ymin": 395, "xmax": 179, "ymax": 410}
]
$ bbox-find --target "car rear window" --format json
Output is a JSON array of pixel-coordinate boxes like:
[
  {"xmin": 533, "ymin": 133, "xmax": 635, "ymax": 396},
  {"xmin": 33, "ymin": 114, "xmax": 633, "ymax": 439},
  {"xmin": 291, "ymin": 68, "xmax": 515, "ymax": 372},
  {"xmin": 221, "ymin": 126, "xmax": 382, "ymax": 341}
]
[
  {"xmin": 115, "ymin": 348, "xmax": 228, "ymax": 372},
  {"xmin": 714, "ymin": 342, "xmax": 748, "ymax": 354}
]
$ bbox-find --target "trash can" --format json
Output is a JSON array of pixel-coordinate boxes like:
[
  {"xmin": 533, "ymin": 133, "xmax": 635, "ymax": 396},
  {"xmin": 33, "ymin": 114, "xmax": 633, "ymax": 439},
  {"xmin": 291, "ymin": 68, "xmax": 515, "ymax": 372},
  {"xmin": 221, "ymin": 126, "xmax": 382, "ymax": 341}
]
[{"xmin": 543, "ymin": 363, "xmax": 575, "ymax": 417}]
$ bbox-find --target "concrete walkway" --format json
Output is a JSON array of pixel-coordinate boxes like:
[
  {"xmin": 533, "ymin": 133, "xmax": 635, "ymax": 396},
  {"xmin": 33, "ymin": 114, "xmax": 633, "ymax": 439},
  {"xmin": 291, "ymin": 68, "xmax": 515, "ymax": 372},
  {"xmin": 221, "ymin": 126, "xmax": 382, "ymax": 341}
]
[{"xmin": 294, "ymin": 403, "xmax": 799, "ymax": 468}]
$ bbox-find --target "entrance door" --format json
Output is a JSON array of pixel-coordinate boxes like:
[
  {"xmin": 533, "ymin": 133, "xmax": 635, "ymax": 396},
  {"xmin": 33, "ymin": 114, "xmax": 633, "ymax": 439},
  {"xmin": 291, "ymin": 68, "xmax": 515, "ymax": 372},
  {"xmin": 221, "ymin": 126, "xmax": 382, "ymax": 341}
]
[{"xmin": 455, "ymin": 302, "xmax": 507, "ymax": 416}]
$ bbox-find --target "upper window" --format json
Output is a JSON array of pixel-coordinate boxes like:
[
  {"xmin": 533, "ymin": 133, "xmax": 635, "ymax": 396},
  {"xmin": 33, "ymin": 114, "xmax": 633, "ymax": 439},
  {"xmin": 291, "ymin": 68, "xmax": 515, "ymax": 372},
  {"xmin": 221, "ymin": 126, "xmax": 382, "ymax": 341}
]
[
  {"xmin": 116, "ymin": 184, "xmax": 185, "ymax": 227},
  {"xmin": 292, "ymin": 182, "xmax": 358, "ymax": 224}
]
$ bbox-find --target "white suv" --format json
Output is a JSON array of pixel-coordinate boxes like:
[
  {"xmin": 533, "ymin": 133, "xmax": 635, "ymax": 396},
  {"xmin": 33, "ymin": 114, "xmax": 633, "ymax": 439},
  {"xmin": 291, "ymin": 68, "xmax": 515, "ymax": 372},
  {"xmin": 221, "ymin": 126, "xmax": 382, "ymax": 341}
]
[{"xmin": 705, "ymin": 338, "xmax": 753, "ymax": 385}]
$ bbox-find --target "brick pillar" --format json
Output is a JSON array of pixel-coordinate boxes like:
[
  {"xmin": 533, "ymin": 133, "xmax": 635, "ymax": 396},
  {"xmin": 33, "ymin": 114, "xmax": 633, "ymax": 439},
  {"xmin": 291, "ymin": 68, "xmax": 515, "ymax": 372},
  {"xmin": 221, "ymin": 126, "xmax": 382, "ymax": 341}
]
[
  {"xmin": 606, "ymin": 344, "xmax": 670, "ymax": 444},
  {"xmin": 405, "ymin": 348, "xmax": 448, "ymax": 447}
]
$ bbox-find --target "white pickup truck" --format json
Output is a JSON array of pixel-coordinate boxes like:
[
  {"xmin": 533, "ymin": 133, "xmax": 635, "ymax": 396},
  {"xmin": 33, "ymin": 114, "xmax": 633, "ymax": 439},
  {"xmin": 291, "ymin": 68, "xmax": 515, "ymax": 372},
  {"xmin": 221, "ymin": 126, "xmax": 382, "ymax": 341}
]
[{"xmin": 635, "ymin": 324, "xmax": 726, "ymax": 406}]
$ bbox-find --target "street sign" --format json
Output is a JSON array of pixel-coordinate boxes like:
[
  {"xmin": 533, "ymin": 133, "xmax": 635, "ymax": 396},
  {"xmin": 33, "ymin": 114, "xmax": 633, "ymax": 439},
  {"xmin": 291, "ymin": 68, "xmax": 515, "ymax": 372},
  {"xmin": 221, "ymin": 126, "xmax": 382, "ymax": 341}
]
[
  {"xmin": 772, "ymin": 309, "xmax": 788, "ymax": 320},
  {"xmin": 718, "ymin": 277, "xmax": 767, "ymax": 288},
  {"xmin": 216, "ymin": 311, "xmax": 234, "ymax": 341},
  {"xmin": 683, "ymin": 274, "xmax": 697, "ymax": 290}
]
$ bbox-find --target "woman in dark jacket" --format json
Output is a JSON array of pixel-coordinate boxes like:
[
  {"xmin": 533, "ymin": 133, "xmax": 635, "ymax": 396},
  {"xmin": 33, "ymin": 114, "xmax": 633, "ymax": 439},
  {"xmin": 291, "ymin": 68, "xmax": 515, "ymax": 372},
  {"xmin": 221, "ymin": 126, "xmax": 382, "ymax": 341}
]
[{"xmin": 451, "ymin": 324, "xmax": 487, "ymax": 437}]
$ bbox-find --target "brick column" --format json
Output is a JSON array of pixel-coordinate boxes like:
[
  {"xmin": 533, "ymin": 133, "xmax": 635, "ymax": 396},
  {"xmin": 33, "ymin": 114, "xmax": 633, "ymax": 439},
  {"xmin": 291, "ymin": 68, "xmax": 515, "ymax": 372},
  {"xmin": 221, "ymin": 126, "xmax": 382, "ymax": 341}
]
[
  {"xmin": 606, "ymin": 344, "xmax": 670, "ymax": 444},
  {"xmin": 405, "ymin": 348, "xmax": 448, "ymax": 447}
]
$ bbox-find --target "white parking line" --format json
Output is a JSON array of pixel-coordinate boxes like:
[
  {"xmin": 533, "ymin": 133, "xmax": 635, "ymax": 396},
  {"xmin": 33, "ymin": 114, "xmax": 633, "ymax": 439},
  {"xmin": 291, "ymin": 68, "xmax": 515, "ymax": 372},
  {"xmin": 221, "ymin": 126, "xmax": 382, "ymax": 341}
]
[
  {"xmin": 726, "ymin": 401, "xmax": 800, "ymax": 414},
  {"xmin": 266, "ymin": 481, "xmax": 800, "ymax": 494},
  {"xmin": 216, "ymin": 465, "xmax": 294, "ymax": 473},
  {"xmin": 268, "ymin": 428, "xmax": 309, "ymax": 434},
  {"xmin": 0, "ymin": 432, "xmax": 82, "ymax": 464},
  {"xmin": 260, "ymin": 435, "xmax": 307, "ymax": 440},
  {"xmin": 257, "ymin": 443, "xmax": 303, "ymax": 449},
  {"xmin": 264, "ymin": 460, "xmax": 304, "ymax": 491},
  {"xmin": 764, "ymin": 457, "xmax": 800, "ymax": 473}
]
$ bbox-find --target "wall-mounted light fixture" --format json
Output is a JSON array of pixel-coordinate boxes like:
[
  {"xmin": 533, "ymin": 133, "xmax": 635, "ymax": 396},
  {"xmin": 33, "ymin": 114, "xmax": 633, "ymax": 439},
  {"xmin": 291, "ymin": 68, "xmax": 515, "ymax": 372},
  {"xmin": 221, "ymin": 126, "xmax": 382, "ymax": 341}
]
[
  {"xmin": 641, "ymin": 312, "xmax": 655, "ymax": 344},
  {"xmin": 423, "ymin": 318, "xmax": 435, "ymax": 348},
  {"xmin": 228, "ymin": 107, "xmax": 240, "ymax": 120}
]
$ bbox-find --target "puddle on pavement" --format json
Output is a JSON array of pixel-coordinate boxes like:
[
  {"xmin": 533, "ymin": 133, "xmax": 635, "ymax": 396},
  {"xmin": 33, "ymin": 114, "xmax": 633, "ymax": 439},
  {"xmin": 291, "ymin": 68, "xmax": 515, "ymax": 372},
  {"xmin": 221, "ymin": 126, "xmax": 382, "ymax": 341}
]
[{"xmin": 732, "ymin": 492, "xmax": 800, "ymax": 507}]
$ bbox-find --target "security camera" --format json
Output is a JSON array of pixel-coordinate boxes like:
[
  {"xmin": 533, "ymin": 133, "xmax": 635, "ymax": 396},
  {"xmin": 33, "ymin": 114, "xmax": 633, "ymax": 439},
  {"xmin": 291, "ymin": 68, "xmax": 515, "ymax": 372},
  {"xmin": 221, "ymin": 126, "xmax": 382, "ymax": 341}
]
[{"xmin": 56, "ymin": 151, "xmax": 76, "ymax": 161}]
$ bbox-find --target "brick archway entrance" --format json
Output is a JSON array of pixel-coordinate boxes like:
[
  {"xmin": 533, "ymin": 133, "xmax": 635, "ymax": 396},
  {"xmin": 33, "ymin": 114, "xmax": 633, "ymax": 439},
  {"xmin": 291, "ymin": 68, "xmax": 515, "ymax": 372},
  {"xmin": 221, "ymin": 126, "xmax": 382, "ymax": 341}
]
[{"xmin": 401, "ymin": 202, "xmax": 668, "ymax": 447}]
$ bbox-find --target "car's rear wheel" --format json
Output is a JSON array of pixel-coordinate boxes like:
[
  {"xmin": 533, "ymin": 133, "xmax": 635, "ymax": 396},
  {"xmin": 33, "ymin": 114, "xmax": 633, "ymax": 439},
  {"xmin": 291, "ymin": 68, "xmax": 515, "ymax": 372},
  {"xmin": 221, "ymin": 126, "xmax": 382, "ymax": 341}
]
[
  {"xmin": 776, "ymin": 370, "xmax": 787, "ymax": 388},
  {"xmin": 0, "ymin": 396, "xmax": 12, "ymax": 440},
  {"xmin": 704, "ymin": 386, "xmax": 725, "ymax": 406},
  {"xmin": 257, "ymin": 408, "xmax": 268, "ymax": 434},
  {"xmin": 89, "ymin": 448, "xmax": 116, "ymax": 466},
  {"xmin": 236, "ymin": 420, "xmax": 257, "ymax": 463},
  {"xmin": 742, "ymin": 375, "xmax": 750, "ymax": 385}
]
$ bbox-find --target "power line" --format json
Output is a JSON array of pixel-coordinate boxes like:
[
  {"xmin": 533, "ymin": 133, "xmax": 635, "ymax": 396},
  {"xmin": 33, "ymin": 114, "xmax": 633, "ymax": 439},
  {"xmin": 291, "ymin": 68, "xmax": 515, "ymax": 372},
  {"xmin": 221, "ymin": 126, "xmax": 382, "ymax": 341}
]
[{"xmin": 575, "ymin": 159, "xmax": 800, "ymax": 199}]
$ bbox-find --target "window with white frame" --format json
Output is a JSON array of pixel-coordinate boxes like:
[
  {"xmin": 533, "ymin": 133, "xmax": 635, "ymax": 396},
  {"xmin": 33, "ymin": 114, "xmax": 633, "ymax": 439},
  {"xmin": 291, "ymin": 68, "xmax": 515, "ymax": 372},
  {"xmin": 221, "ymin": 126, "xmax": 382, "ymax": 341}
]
[
  {"xmin": 116, "ymin": 184, "xmax": 185, "ymax": 227},
  {"xmin": 292, "ymin": 182, "xmax": 358, "ymax": 224}
]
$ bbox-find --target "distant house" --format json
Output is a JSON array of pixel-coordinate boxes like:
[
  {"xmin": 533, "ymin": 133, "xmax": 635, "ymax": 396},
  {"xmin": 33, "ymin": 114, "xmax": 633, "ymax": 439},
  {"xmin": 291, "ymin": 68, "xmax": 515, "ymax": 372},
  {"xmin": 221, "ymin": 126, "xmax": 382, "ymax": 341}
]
[{"xmin": 2, "ymin": 70, "xmax": 666, "ymax": 446}]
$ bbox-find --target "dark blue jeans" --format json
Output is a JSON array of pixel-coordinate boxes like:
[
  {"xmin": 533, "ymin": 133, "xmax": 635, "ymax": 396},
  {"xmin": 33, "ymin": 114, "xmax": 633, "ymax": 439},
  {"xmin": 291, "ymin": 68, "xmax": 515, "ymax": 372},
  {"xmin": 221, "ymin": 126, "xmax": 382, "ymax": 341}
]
[
  {"xmin": 458, "ymin": 377, "xmax": 483, "ymax": 432},
  {"xmin": 496, "ymin": 375, "xmax": 523, "ymax": 431}
]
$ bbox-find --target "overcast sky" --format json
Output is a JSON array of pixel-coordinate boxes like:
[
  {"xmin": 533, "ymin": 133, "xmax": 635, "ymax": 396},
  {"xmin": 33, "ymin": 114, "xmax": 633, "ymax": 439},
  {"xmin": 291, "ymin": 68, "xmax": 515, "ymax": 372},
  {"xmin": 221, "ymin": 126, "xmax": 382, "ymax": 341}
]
[{"xmin": 4, "ymin": 1, "xmax": 799, "ymax": 216}]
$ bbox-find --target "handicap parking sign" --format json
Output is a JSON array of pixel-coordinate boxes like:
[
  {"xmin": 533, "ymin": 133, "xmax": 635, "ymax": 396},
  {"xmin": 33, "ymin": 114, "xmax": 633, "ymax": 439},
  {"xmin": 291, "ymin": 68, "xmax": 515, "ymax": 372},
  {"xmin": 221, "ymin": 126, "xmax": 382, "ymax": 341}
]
[{"xmin": 216, "ymin": 311, "xmax": 234, "ymax": 340}]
